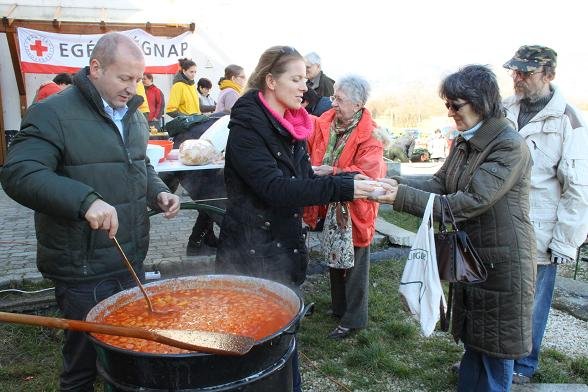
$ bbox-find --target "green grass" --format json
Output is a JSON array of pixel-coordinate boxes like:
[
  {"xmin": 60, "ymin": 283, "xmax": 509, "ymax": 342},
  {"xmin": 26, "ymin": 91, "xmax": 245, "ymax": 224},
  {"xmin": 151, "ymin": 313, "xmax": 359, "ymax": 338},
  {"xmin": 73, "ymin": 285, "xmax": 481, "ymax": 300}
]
[
  {"xmin": 297, "ymin": 258, "xmax": 588, "ymax": 391},
  {"xmin": 379, "ymin": 208, "xmax": 420, "ymax": 233}
]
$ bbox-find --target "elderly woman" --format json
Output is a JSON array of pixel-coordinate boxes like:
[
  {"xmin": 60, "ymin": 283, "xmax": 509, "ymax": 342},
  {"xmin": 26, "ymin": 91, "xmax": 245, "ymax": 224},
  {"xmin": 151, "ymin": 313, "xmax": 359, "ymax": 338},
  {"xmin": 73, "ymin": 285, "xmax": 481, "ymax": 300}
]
[
  {"xmin": 375, "ymin": 65, "xmax": 535, "ymax": 392},
  {"xmin": 304, "ymin": 75, "xmax": 386, "ymax": 340}
]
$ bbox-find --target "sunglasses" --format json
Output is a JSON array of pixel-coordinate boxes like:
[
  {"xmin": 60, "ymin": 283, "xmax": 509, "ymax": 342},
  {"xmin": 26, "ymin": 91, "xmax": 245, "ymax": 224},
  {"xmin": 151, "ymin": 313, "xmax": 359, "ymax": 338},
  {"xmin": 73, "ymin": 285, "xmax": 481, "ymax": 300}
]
[
  {"xmin": 445, "ymin": 101, "xmax": 468, "ymax": 112},
  {"xmin": 269, "ymin": 46, "xmax": 299, "ymax": 72}
]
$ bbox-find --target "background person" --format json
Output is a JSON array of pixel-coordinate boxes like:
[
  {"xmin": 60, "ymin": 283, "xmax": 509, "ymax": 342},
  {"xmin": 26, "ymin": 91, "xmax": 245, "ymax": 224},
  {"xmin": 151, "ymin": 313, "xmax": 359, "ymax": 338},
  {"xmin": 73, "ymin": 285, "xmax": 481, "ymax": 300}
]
[
  {"xmin": 375, "ymin": 65, "xmax": 535, "ymax": 392},
  {"xmin": 301, "ymin": 87, "xmax": 332, "ymax": 117},
  {"xmin": 142, "ymin": 73, "xmax": 165, "ymax": 130},
  {"xmin": 0, "ymin": 32, "xmax": 180, "ymax": 391},
  {"xmin": 215, "ymin": 64, "xmax": 246, "ymax": 114},
  {"xmin": 214, "ymin": 45, "xmax": 375, "ymax": 392},
  {"xmin": 503, "ymin": 45, "xmax": 588, "ymax": 384},
  {"xmin": 166, "ymin": 58, "xmax": 200, "ymax": 117},
  {"xmin": 428, "ymin": 128, "xmax": 447, "ymax": 162},
  {"xmin": 305, "ymin": 75, "xmax": 386, "ymax": 340},
  {"xmin": 304, "ymin": 52, "xmax": 335, "ymax": 97},
  {"xmin": 197, "ymin": 77, "xmax": 217, "ymax": 113},
  {"xmin": 33, "ymin": 72, "xmax": 73, "ymax": 103}
]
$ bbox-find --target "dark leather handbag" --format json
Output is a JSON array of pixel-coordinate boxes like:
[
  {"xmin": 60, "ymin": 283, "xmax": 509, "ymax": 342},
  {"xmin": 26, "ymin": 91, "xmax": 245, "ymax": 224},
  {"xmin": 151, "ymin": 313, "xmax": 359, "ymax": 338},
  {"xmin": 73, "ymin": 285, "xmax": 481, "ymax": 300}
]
[{"xmin": 434, "ymin": 195, "xmax": 487, "ymax": 283}]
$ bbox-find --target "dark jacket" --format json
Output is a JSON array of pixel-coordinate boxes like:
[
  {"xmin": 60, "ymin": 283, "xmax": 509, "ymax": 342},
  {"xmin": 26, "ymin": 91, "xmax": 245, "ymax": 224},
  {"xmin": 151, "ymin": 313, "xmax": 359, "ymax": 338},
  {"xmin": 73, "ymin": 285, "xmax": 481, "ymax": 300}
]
[
  {"xmin": 308, "ymin": 71, "xmax": 335, "ymax": 98},
  {"xmin": 0, "ymin": 67, "xmax": 169, "ymax": 283},
  {"xmin": 393, "ymin": 117, "xmax": 536, "ymax": 359},
  {"xmin": 215, "ymin": 90, "xmax": 354, "ymax": 286}
]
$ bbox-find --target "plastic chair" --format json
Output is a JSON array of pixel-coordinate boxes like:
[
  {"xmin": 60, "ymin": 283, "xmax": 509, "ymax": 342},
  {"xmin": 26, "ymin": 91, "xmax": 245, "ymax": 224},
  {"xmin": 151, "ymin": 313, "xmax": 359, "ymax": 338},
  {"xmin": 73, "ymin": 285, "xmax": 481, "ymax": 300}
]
[{"xmin": 574, "ymin": 237, "xmax": 588, "ymax": 280}]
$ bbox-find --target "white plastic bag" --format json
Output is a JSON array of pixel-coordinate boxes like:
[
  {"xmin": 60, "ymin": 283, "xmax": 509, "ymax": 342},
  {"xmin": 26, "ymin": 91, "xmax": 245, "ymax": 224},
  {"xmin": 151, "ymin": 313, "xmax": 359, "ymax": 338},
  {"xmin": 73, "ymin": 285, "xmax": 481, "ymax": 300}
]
[{"xmin": 399, "ymin": 193, "xmax": 446, "ymax": 336}]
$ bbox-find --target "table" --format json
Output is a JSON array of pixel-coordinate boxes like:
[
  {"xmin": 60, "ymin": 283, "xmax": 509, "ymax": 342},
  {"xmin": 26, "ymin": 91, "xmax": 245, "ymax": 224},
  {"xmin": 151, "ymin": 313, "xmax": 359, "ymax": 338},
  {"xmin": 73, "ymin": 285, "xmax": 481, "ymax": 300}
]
[{"xmin": 154, "ymin": 159, "xmax": 224, "ymax": 173}]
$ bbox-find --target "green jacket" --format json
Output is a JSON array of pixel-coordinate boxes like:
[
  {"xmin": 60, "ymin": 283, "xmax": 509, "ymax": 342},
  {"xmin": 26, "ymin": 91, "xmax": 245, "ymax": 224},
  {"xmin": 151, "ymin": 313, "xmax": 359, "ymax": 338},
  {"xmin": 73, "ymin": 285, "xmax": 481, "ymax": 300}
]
[
  {"xmin": 394, "ymin": 117, "xmax": 536, "ymax": 359},
  {"xmin": 0, "ymin": 67, "xmax": 169, "ymax": 283}
]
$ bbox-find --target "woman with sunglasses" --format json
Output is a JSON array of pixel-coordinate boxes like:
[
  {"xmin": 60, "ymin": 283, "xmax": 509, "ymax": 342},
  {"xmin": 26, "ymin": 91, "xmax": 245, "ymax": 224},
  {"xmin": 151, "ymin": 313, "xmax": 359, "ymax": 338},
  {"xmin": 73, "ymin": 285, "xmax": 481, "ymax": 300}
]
[
  {"xmin": 374, "ymin": 65, "xmax": 536, "ymax": 392},
  {"xmin": 215, "ymin": 46, "xmax": 375, "ymax": 392}
]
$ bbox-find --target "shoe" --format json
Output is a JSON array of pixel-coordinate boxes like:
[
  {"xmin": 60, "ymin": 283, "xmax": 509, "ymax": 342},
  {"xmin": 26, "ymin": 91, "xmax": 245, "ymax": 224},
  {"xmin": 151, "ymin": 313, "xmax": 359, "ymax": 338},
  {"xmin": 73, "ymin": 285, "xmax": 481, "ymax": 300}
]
[
  {"xmin": 328, "ymin": 325, "xmax": 354, "ymax": 340},
  {"xmin": 512, "ymin": 372, "xmax": 531, "ymax": 384},
  {"xmin": 186, "ymin": 238, "xmax": 216, "ymax": 256}
]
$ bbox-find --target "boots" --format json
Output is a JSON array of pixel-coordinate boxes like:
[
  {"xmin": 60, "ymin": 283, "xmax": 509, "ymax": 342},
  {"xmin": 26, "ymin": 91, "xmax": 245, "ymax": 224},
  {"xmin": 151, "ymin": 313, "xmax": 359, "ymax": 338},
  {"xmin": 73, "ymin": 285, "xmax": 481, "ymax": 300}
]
[{"xmin": 186, "ymin": 212, "xmax": 218, "ymax": 256}]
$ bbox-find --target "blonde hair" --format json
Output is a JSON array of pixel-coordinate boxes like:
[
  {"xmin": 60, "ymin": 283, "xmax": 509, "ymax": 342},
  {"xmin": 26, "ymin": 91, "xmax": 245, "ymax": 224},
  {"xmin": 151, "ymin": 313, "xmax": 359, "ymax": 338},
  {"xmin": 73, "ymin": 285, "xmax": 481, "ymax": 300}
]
[{"xmin": 246, "ymin": 46, "xmax": 303, "ymax": 92}]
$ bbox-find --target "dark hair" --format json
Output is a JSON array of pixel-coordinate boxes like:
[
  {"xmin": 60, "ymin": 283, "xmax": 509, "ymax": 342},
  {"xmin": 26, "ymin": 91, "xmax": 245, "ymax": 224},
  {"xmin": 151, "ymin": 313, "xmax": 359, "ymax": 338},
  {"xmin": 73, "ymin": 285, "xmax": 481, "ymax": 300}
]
[
  {"xmin": 53, "ymin": 73, "xmax": 72, "ymax": 85},
  {"xmin": 178, "ymin": 58, "xmax": 196, "ymax": 71},
  {"xmin": 143, "ymin": 73, "xmax": 154, "ymax": 81},
  {"xmin": 302, "ymin": 88, "xmax": 319, "ymax": 106},
  {"xmin": 247, "ymin": 46, "xmax": 303, "ymax": 91},
  {"xmin": 90, "ymin": 32, "xmax": 143, "ymax": 69},
  {"xmin": 197, "ymin": 77, "xmax": 212, "ymax": 89},
  {"xmin": 439, "ymin": 65, "xmax": 503, "ymax": 119}
]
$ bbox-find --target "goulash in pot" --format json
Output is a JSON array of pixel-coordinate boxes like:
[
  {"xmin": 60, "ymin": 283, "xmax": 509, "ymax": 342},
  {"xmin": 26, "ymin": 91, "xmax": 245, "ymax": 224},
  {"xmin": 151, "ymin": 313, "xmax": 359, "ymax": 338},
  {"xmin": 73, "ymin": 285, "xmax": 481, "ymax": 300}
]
[{"xmin": 93, "ymin": 287, "xmax": 294, "ymax": 354}]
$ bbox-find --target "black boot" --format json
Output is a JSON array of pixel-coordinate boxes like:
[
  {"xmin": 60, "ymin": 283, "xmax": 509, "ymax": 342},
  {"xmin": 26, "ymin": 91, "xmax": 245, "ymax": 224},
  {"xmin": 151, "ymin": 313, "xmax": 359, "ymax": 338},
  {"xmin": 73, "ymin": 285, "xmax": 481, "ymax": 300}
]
[
  {"xmin": 186, "ymin": 214, "xmax": 216, "ymax": 256},
  {"xmin": 186, "ymin": 231, "xmax": 216, "ymax": 256}
]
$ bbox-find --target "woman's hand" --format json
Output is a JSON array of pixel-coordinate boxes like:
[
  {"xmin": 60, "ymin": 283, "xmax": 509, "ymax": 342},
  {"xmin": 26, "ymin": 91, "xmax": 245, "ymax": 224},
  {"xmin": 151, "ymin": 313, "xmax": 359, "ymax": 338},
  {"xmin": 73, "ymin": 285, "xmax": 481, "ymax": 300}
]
[
  {"xmin": 378, "ymin": 178, "xmax": 398, "ymax": 187},
  {"xmin": 353, "ymin": 180, "xmax": 378, "ymax": 199},
  {"xmin": 313, "ymin": 165, "xmax": 333, "ymax": 176},
  {"xmin": 374, "ymin": 181, "xmax": 398, "ymax": 204}
]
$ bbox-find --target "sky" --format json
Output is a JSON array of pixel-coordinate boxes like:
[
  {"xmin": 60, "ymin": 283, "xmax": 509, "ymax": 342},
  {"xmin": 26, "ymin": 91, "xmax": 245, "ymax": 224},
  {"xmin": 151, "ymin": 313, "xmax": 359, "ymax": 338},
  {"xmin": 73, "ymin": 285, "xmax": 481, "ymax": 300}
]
[
  {"xmin": 3, "ymin": 0, "xmax": 587, "ymax": 105},
  {"xmin": 151, "ymin": 0, "xmax": 588, "ymax": 104}
]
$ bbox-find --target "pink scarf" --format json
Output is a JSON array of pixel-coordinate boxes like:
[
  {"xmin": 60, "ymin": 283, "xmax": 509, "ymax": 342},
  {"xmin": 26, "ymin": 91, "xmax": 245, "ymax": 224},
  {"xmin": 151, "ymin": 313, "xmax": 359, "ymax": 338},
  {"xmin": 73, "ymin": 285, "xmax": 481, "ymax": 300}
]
[{"xmin": 258, "ymin": 91, "xmax": 312, "ymax": 140}]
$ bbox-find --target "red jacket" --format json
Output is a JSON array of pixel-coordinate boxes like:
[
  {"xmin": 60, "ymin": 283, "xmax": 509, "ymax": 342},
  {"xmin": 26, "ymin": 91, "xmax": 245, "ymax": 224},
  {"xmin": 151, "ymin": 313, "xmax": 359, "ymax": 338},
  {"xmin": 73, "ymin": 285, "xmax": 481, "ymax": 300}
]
[
  {"xmin": 34, "ymin": 82, "xmax": 61, "ymax": 103},
  {"xmin": 304, "ymin": 108, "xmax": 386, "ymax": 247},
  {"xmin": 144, "ymin": 84, "xmax": 165, "ymax": 121}
]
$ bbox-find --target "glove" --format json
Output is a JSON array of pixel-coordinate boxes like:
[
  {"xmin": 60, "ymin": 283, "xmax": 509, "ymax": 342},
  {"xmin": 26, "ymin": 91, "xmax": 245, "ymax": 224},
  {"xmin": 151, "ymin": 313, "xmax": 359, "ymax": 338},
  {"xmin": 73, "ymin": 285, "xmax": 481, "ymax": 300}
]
[{"xmin": 550, "ymin": 250, "xmax": 573, "ymax": 264}]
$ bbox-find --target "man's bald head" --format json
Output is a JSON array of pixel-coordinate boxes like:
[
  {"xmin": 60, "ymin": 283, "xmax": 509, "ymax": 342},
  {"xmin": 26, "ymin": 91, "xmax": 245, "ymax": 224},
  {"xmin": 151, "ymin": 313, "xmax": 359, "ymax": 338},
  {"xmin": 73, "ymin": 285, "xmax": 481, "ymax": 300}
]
[{"xmin": 90, "ymin": 32, "xmax": 144, "ymax": 69}]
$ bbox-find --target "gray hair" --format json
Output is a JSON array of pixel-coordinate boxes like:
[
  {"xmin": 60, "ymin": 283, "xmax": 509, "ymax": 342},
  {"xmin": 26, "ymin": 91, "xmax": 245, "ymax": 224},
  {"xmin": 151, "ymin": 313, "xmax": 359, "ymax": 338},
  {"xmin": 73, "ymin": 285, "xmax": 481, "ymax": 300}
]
[
  {"xmin": 335, "ymin": 75, "xmax": 371, "ymax": 106},
  {"xmin": 304, "ymin": 52, "xmax": 321, "ymax": 66}
]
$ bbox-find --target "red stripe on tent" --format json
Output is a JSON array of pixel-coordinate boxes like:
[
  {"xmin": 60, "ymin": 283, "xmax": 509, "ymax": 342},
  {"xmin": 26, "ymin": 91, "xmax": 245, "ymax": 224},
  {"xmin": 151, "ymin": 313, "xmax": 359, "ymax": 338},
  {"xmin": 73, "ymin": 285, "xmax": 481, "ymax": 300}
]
[
  {"xmin": 21, "ymin": 63, "xmax": 81, "ymax": 74},
  {"xmin": 145, "ymin": 64, "xmax": 179, "ymax": 74},
  {"xmin": 21, "ymin": 62, "xmax": 179, "ymax": 74}
]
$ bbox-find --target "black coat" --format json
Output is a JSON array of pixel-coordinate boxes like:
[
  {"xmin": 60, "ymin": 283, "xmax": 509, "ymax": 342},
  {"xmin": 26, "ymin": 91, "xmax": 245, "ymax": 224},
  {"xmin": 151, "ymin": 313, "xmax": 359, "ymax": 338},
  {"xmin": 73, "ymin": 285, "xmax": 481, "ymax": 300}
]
[{"xmin": 215, "ymin": 90, "xmax": 354, "ymax": 286}]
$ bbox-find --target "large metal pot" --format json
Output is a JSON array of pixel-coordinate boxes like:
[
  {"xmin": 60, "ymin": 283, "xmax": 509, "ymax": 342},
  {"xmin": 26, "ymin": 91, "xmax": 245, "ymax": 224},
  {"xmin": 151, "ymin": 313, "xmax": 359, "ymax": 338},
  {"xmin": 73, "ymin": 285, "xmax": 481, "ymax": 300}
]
[{"xmin": 86, "ymin": 274, "xmax": 307, "ymax": 392}]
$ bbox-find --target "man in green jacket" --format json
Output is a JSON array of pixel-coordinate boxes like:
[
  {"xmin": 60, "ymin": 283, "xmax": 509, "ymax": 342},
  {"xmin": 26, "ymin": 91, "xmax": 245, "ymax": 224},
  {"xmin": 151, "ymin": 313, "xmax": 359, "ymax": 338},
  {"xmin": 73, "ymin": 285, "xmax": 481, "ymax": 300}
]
[{"xmin": 0, "ymin": 32, "xmax": 180, "ymax": 391}]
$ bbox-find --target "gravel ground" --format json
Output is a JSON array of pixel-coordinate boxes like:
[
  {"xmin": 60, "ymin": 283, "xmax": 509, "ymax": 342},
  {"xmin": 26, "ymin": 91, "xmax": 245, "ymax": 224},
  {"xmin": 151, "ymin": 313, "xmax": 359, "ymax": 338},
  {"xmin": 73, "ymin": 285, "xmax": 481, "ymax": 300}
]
[{"xmin": 543, "ymin": 307, "xmax": 588, "ymax": 358}]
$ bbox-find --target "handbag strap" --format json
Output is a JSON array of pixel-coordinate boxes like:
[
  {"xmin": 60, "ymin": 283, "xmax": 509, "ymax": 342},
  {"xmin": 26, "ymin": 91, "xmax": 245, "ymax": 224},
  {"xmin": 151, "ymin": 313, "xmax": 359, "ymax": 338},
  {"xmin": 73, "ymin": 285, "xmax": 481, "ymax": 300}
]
[{"xmin": 439, "ymin": 195, "xmax": 459, "ymax": 233}]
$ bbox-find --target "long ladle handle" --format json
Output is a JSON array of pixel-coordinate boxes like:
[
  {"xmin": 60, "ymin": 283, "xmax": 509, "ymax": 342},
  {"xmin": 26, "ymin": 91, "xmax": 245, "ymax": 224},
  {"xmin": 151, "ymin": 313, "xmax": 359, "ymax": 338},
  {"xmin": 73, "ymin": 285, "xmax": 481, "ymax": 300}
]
[{"xmin": 112, "ymin": 236, "xmax": 155, "ymax": 313}]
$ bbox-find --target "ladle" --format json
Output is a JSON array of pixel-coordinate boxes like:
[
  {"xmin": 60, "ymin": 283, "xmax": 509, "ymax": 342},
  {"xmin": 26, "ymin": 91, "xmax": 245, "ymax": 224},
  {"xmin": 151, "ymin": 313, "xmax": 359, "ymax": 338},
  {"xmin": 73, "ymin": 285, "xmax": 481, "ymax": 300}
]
[
  {"xmin": 0, "ymin": 311, "xmax": 255, "ymax": 355},
  {"xmin": 112, "ymin": 236, "xmax": 169, "ymax": 315}
]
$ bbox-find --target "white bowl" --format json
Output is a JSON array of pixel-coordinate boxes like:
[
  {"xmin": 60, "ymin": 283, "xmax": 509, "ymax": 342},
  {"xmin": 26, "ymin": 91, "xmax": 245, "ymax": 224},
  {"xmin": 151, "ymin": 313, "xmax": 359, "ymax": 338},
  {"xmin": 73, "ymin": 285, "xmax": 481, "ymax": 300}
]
[{"xmin": 146, "ymin": 145, "xmax": 165, "ymax": 165}]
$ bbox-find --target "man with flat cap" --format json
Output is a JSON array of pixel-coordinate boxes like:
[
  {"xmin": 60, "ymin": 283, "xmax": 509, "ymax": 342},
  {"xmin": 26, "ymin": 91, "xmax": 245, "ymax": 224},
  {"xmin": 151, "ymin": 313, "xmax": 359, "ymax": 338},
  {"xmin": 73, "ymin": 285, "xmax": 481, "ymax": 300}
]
[{"xmin": 503, "ymin": 45, "xmax": 588, "ymax": 384}]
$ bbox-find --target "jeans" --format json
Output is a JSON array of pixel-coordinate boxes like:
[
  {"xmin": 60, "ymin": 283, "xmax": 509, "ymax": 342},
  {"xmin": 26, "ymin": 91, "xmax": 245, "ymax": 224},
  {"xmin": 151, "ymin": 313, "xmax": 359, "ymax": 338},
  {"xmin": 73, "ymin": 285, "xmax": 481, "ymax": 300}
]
[
  {"xmin": 514, "ymin": 263, "xmax": 557, "ymax": 377},
  {"xmin": 458, "ymin": 345, "xmax": 514, "ymax": 392},
  {"xmin": 54, "ymin": 274, "xmax": 135, "ymax": 392}
]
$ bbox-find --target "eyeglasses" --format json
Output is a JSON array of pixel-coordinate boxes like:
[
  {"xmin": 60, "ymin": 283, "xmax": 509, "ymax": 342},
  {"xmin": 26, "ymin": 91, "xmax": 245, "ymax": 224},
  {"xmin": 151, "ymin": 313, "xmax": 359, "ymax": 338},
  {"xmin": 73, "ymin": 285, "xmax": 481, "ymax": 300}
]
[
  {"xmin": 269, "ymin": 46, "xmax": 298, "ymax": 72},
  {"xmin": 330, "ymin": 95, "xmax": 348, "ymax": 104},
  {"xmin": 509, "ymin": 69, "xmax": 543, "ymax": 79},
  {"xmin": 444, "ymin": 101, "xmax": 468, "ymax": 112}
]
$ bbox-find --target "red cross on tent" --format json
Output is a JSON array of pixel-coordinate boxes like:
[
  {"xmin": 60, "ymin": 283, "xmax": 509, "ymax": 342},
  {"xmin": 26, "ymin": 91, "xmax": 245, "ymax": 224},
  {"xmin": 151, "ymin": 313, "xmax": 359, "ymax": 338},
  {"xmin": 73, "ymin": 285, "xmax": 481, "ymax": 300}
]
[{"xmin": 29, "ymin": 40, "xmax": 48, "ymax": 57}]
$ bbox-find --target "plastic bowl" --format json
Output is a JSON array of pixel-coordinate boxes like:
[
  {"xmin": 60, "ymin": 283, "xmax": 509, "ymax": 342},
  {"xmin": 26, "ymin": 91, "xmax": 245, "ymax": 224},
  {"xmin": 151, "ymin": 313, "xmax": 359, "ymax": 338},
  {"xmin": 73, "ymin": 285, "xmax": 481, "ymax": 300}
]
[{"xmin": 148, "ymin": 140, "xmax": 173, "ymax": 162}]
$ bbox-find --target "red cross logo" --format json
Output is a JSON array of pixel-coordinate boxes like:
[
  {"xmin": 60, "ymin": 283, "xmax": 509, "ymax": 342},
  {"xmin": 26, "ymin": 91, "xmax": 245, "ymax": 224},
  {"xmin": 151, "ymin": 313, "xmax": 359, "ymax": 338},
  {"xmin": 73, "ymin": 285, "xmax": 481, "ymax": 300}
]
[{"xmin": 29, "ymin": 40, "xmax": 48, "ymax": 57}]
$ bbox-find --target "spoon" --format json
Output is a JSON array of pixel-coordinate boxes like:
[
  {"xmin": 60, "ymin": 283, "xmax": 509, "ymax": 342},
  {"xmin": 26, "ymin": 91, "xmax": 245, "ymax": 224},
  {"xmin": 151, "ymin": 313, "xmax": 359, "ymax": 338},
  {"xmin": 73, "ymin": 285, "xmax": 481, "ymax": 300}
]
[
  {"xmin": 112, "ymin": 236, "xmax": 170, "ymax": 315},
  {"xmin": 0, "ymin": 311, "xmax": 255, "ymax": 355}
]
